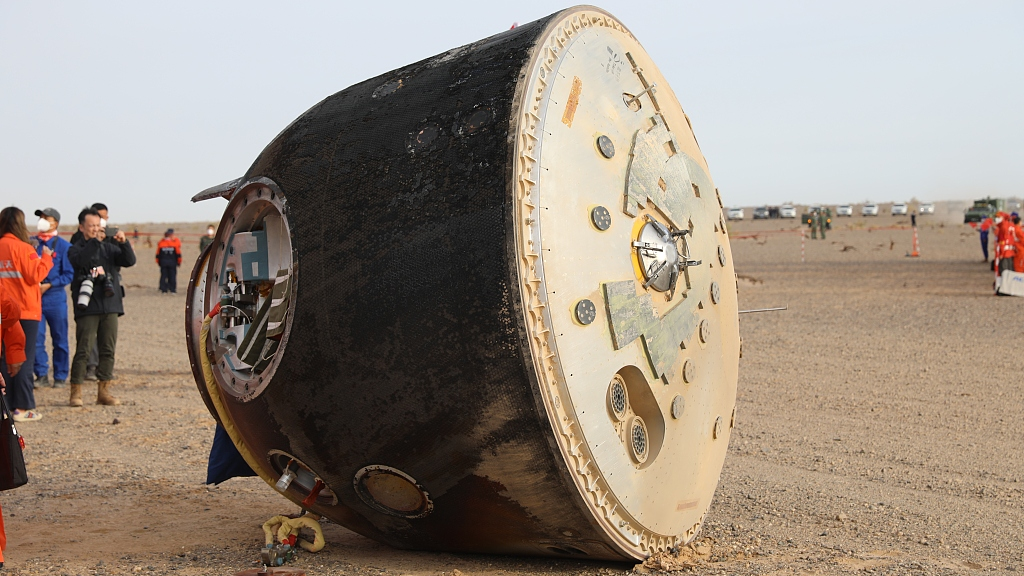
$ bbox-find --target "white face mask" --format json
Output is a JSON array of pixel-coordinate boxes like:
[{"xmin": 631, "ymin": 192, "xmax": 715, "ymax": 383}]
[
  {"xmin": 207, "ymin": 228, "xmax": 215, "ymax": 236},
  {"xmin": 99, "ymin": 218, "xmax": 108, "ymax": 228},
  {"xmin": 37, "ymin": 219, "xmax": 51, "ymax": 233}
]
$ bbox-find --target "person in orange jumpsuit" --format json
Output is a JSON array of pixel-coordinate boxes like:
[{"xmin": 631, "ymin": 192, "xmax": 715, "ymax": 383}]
[
  {"xmin": 0, "ymin": 277, "xmax": 25, "ymax": 568},
  {"xmin": 994, "ymin": 212, "xmax": 1017, "ymax": 277},
  {"xmin": 1011, "ymin": 213, "xmax": 1024, "ymax": 273},
  {"xmin": 0, "ymin": 207, "xmax": 53, "ymax": 422},
  {"xmin": 1, "ymin": 293, "xmax": 26, "ymax": 376},
  {"xmin": 155, "ymin": 229, "xmax": 182, "ymax": 294}
]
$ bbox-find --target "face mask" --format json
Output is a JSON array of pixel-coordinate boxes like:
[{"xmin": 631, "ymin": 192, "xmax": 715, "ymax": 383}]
[
  {"xmin": 37, "ymin": 219, "xmax": 50, "ymax": 232},
  {"xmin": 99, "ymin": 218, "xmax": 108, "ymax": 228},
  {"xmin": 207, "ymin": 228, "xmax": 215, "ymax": 236}
]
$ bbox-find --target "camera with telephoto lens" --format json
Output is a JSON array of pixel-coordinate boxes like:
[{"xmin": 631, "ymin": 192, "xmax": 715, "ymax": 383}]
[{"xmin": 76, "ymin": 266, "xmax": 113, "ymax": 309}]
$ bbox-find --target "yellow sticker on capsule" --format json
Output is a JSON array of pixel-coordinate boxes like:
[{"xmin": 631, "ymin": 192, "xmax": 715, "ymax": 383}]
[{"xmin": 562, "ymin": 76, "xmax": 582, "ymax": 127}]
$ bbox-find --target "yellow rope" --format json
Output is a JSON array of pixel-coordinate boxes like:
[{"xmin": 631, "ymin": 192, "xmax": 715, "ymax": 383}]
[
  {"xmin": 263, "ymin": 515, "xmax": 326, "ymax": 553},
  {"xmin": 263, "ymin": 515, "xmax": 293, "ymax": 546}
]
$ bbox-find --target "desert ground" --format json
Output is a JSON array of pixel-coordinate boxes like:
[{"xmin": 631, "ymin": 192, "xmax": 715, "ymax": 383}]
[{"xmin": 4, "ymin": 201, "xmax": 1022, "ymax": 575}]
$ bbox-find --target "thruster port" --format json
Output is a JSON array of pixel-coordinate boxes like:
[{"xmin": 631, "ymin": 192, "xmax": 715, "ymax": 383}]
[
  {"xmin": 268, "ymin": 451, "xmax": 338, "ymax": 507},
  {"xmin": 607, "ymin": 366, "xmax": 665, "ymax": 469}
]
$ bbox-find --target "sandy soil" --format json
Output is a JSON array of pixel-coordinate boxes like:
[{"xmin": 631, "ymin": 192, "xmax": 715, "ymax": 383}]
[{"xmin": 4, "ymin": 204, "xmax": 1021, "ymax": 575}]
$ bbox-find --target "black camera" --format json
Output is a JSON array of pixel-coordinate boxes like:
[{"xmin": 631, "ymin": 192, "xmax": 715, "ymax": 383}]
[{"xmin": 77, "ymin": 266, "xmax": 114, "ymax": 309}]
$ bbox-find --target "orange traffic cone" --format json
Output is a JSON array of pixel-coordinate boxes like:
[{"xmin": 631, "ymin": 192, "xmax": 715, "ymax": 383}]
[{"xmin": 907, "ymin": 226, "xmax": 920, "ymax": 257}]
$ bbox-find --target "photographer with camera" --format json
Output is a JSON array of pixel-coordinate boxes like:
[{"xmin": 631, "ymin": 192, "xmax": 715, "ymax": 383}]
[{"xmin": 67, "ymin": 208, "xmax": 136, "ymax": 407}]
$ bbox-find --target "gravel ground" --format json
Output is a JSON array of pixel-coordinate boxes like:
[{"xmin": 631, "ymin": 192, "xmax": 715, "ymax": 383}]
[{"xmin": 4, "ymin": 205, "xmax": 1021, "ymax": 575}]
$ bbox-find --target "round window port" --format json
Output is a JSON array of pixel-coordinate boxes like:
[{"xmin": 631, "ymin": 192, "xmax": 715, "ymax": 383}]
[{"xmin": 353, "ymin": 465, "xmax": 433, "ymax": 519}]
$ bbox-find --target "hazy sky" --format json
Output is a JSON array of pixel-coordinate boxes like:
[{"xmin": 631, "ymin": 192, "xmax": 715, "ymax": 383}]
[{"xmin": 2, "ymin": 1, "xmax": 1021, "ymax": 223}]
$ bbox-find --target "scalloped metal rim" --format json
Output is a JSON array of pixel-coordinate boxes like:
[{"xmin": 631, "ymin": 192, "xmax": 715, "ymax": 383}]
[{"xmin": 509, "ymin": 6, "xmax": 706, "ymax": 560}]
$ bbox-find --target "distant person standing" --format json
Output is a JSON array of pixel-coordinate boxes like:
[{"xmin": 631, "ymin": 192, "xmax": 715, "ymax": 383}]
[
  {"xmin": 978, "ymin": 216, "xmax": 993, "ymax": 263},
  {"xmin": 31, "ymin": 208, "xmax": 74, "ymax": 387},
  {"xmin": 156, "ymin": 228, "xmax": 182, "ymax": 294},
  {"xmin": 0, "ymin": 207, "xmax": 53, "ymax": 422},
  {"xmin": 816, "ymin": 210, "xmax": 827, "ymax": 240},
  {"xmin": 68, "ymin": 208, "xmax": 136, "ymax": 406},
  {"xmin": 199, "ymin": 224, "xmax": 216, "ymax": 252}
]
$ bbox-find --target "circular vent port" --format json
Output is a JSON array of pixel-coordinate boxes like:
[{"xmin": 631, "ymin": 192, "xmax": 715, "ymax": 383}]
[
  {"xmin": 630, "ymin": 416, "xmax": 649, "ymax": 464},
  {"xmin": 608, "ymin": 375, "xmax": 628, "ymax": 420}
]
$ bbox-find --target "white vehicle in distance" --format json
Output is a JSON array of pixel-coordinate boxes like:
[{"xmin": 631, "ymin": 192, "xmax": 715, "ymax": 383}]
[
  {"xmin": 780, "ymin": 205, "xmax": 797, "ymax": 218},
  {"xmin": 836, "ymin": 204, "xmax": 853, "ymax": 217},
  {"xmin": 727, "ymin": 207, "xmax": 745, "ymax": 220},
  {"xmin": 891, "ymin": 202, "xmax": 908, "ymax": 215},
  {"xmin": 918, "ymin": 202, "xmax": 935, "ymax": 215},
  {"xmin": 861, "ymin": 203, "xmax": 879, "ymax": 216}
]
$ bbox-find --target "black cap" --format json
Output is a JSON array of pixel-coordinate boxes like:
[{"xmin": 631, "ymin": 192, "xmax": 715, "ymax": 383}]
[
  {"xmin": 166, "ymin": 228, "xmax": 174, "ymax": 234},
  {"xmin": 34, "ymin": 208, "xmax": 61, "ymax": 222}
]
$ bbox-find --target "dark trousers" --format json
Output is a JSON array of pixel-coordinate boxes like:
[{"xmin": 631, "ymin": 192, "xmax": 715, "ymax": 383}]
[
  {"xmin": 71, "ymin": 313, "xmax": 118, "ymax": 383},
  {"xmin": 980, "ymin": 232, "xmax": 989, "ymax": 261},
  {"xmin": 159, "ymin": 265, "xmax": 177, "ymax": 293},
  {"xmin": 88, "ymin": 340, "xmax": 99, "ymax": 371},
  {"xmin": 35, "ymin": 300, "xmax": 70, "ymax": 380},
  {"xmin": 998, "ymin": 255, "xmax": 1015, "ymax": 275},
  {"xmin": 0, "ymin": 319, "xmax": 39, "ymax": 410}
]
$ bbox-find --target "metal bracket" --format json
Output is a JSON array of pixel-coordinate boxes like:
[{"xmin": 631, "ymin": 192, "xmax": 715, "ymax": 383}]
[{"xmin": 191, "ymin": 177, "xmax": 242, "ymax": 203}]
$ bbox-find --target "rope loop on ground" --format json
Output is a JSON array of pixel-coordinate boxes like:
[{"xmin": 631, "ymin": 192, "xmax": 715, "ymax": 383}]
[{"xmin": 262, "ymin": 515, "xmax": 326, "ymax": 553}]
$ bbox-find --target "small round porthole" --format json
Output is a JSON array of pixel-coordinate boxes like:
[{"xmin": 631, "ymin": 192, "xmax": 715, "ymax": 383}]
[{"xmin": 353, "ymin": 465, "xmax": 433, "ymax": 519}]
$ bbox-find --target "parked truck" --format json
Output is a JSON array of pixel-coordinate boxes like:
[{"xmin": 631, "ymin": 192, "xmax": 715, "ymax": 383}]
[{"xmin": 964, "ymin": 197, "xmax": 1004, "ymax": 224}]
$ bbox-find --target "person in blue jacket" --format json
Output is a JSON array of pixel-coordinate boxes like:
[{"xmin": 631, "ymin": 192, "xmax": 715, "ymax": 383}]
[{"xmin": 32, "ymin": 208, "xmax": 74, "ymax": 387}]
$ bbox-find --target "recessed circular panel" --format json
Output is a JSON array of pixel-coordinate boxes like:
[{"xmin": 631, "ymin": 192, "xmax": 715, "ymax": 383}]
[
  {"xmin": 353, "ymin": 465, "xmax": 433, "ymax": 519},
  {"xmin": 575, "ymin": 299, "xmax": 597, "ymax": 325},
  {"xmin": 409, "ymin": 124, "xmax": 440, "ymax": 153},
  {"xmin": 597, "ymin": 135, "xmax": 616, "ymax": 159},
  {"xmin": 461, "ymin": 107, "xmax": 493, "ymax": 135},
  {"xmin": 699, "ymin": 320, "xmax": 711, "ymax": 344},
  {"xmin": 591, "ymin": 206, "xmax": 612, "ymax": 231},
  {"xmin": 671, "ymin": 395, "xmax": 685, "ymax": 419},
  {"xmin": 682, "ymin": 359, "xmax": 696, "ymax": 384}
]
